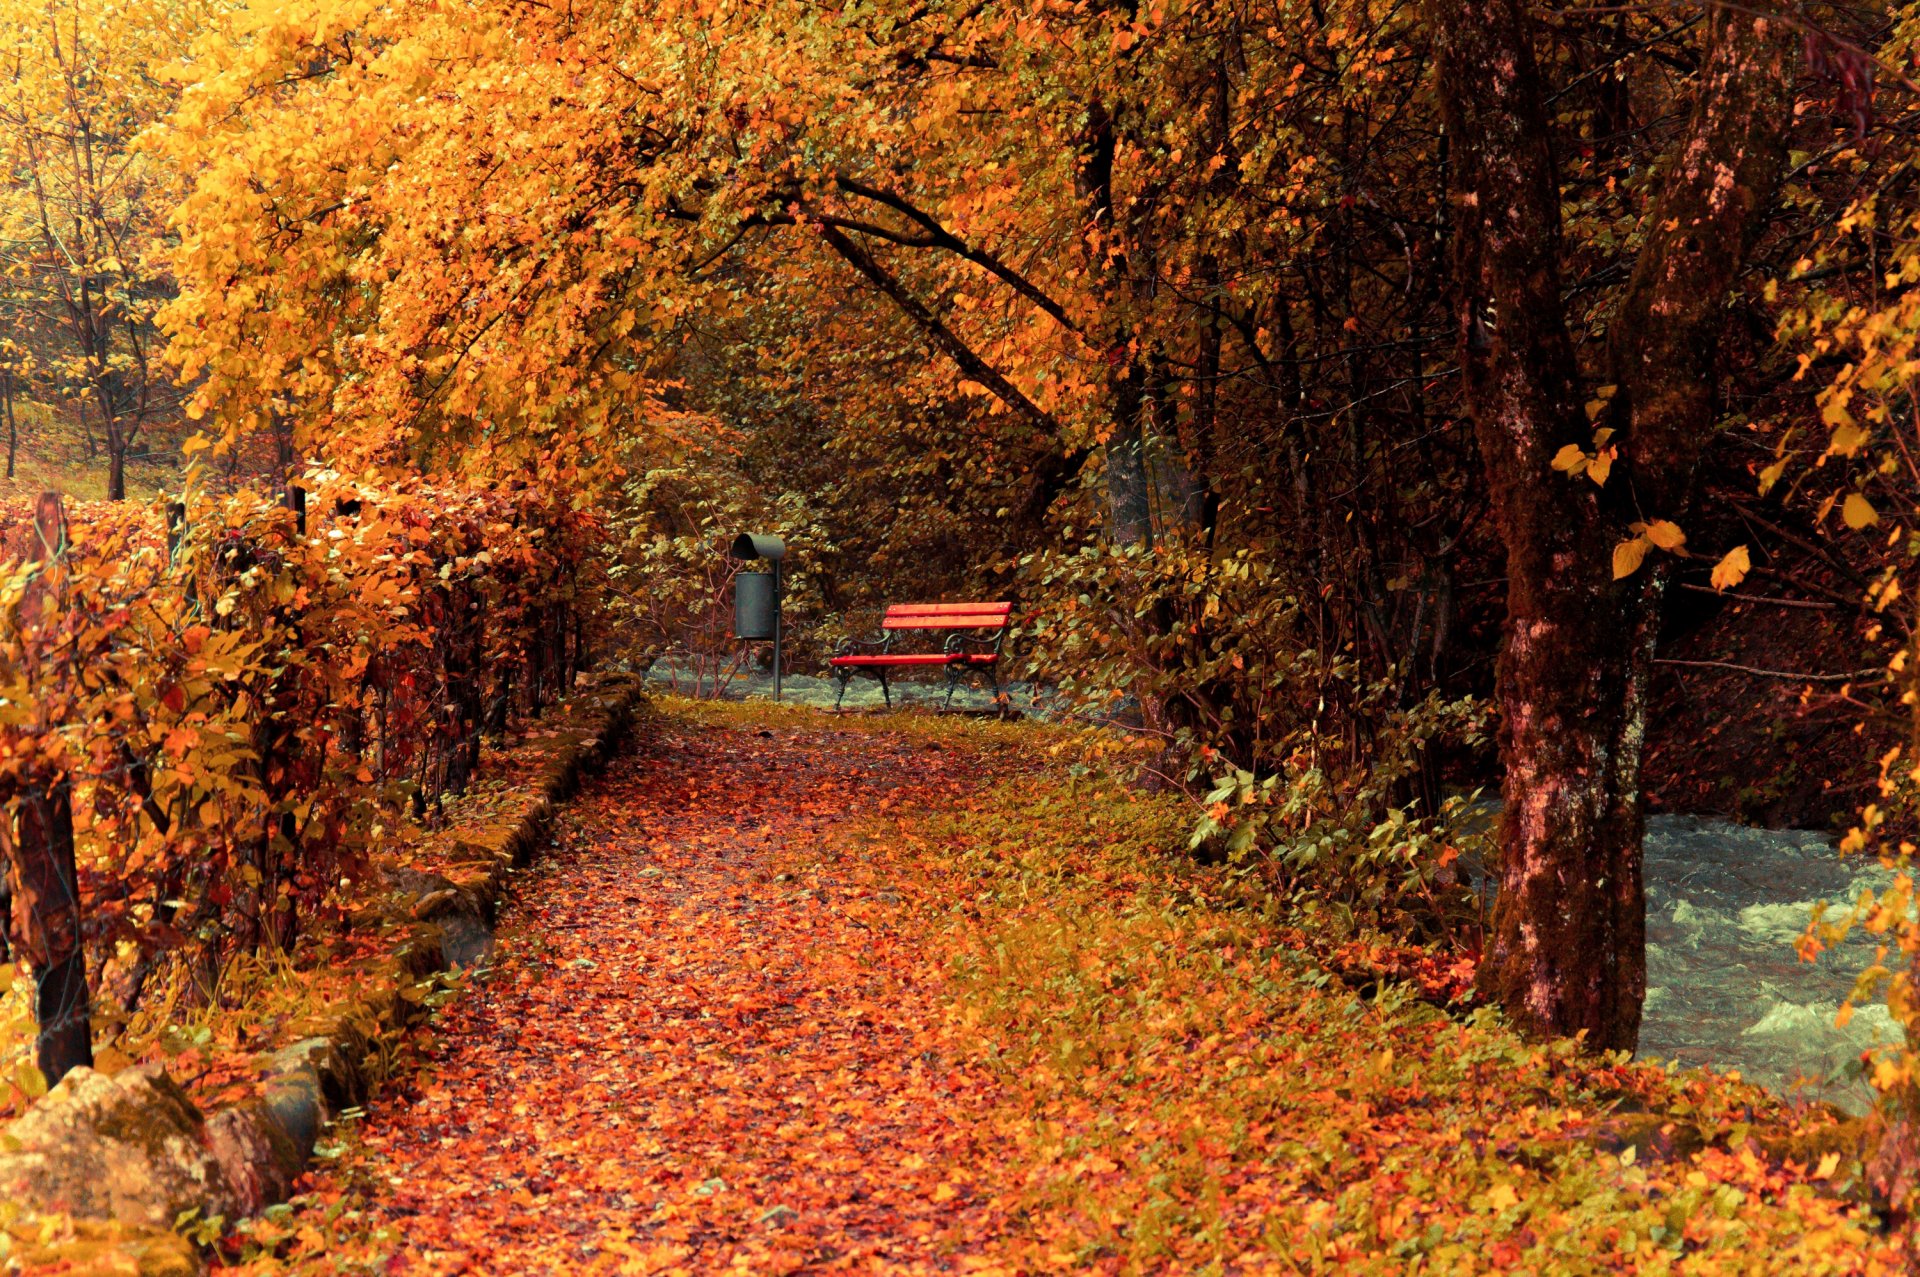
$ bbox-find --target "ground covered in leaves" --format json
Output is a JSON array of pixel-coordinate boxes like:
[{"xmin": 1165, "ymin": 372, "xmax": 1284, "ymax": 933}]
[{"xmin": 218, "ymin": 698, "xmax": 1901, "ymax": 1274}]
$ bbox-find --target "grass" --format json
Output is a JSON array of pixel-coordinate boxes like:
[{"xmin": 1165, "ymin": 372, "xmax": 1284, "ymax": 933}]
[
  {"xmin": 0, "ymin": 396, "xmax": 187, "ymax": 502},
  {"xmin": 656, "ymin": 686, "xmax": 1115, "ymax": 756}
]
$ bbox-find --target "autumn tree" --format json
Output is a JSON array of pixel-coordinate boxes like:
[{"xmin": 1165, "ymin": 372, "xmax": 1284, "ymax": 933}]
[
  {"xmin": 155, "ymin": 0, "xmax": 1910, "ymax": 1074},
  {"xmin": 0, "ymin": 0, "xmax": 201, "ymax": 498},
  {"xmin": 1430, "ymin": 0, "xmax": 1797, "ymax": 1049}
]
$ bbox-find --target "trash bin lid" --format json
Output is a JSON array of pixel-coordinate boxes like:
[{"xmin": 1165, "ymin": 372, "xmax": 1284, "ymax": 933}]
[{"xmin": 730, "ymin": 533, "xmax": 786, "ymax": 561}]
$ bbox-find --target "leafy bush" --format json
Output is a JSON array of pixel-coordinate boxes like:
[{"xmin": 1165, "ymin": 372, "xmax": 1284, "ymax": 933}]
[
  {"xmin": 1022, "ymin": 537, "xmax": 1491, "ymax": 943},
  {"xmin": 0, "ymin": 472, "xmax": 597, "ymax": 1050},
  {"xmin": 607, "ymin": 423, "xmax": 827, "ymax": 695}
]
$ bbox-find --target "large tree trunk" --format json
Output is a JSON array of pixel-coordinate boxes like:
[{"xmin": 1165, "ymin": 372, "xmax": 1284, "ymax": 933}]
[{"xmin": 1431, "ymin": 0, "xmax": 1794, "ymax": 1051}]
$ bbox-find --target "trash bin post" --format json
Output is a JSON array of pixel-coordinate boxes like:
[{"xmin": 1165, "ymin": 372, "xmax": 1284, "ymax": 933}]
[{"xmin": 729, "ymin": 533, "xmax": 787, "ymax": 702}]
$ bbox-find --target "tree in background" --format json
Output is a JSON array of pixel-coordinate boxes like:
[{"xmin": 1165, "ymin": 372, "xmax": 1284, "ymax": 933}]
[{"xmin": 0, "ymin": 0, "xmax": 199, "ymax": 498}]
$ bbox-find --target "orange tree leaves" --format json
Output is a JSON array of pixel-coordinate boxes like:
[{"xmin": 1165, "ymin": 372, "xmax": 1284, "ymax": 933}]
[{"xmin": 0, "ymin": 475, "xmax": 599, "ymax": 1026}]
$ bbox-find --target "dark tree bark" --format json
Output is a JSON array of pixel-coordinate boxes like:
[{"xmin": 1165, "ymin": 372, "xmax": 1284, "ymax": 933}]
[
  {"xmin": 1430, "ymin": 0, "xmax": 1794, "ymax": 1051},
  {"xmin": 13, "ymin": 783, "xmax": 90, "ymax": 1084},
  {"xmin": 1104, "ymin": 365, "xmax": 1153, "ymax": 547},
  {"xmin": 3, "ymin": 366, "xmax": 16, "ymax": 481},
  {"xmin": 8, "ymin": 494, "xmax": 92, "ymax": 1083},
  {"xmin": 106, "ymin": 440, "xmax": 125, "ymax": 503},
  {"xmin": 1076, "ymin": 99, "xmax": 1155, "ymax": 547}
]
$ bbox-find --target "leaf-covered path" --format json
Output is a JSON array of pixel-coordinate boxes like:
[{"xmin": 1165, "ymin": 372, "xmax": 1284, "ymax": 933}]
[
  {"xmin": 225, "ymin": 701, "xmax": 1902, "ymax": 1275},
  {"xmin": 246, "ymin": 705, "xmax": 1027, "ymax": 1274}
]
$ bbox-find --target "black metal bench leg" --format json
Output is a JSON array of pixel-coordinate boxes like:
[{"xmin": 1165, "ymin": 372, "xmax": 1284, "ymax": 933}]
[
  {"xmin": 833, "ymin": 668, "xmax": 850, "ymax": 712},
  {"xmin": 944, "ymin": 662, "xmax": 962, "ymax": 710},
  {"xmin": 878, "ymin": 670, "xmax": 891, "ymax": 708}
]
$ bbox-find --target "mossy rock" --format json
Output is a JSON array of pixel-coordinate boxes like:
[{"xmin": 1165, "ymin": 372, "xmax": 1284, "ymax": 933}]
[
  {"xmin": 0, "ymin": 1066, "xmax": 236, "ymax": 1228},
  {"xmin": 1751, "ymin": 1117, "xmax": 1875, "ymax": 1179}
]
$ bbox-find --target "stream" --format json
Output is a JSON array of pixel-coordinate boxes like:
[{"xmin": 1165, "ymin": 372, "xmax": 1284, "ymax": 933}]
[{"xmin": 1641, "ymin": 815, "xmax": 1896, "ymax": 1112}]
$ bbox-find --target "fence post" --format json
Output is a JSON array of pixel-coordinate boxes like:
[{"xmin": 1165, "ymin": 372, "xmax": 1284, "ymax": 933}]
[
  {"xmin": 16, "ymin": 784, "xmax": 88, "ymax": 1083},
  {"xmin": 14, "ymin": 492, "xmax": 91, "ymax": 1084},
  {"xmin": 165, "ymin": 501, "xmax": 187, "ymax": 559}
]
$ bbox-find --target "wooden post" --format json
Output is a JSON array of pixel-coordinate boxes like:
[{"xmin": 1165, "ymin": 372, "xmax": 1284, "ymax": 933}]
[
  {"xmin": 284, "ymin": 483, "xmax": 307, "ymax": 536},
  {"xmin": 12, "ymin": 493, "xmax": 91, "ymax": 1084},
  {"xmin": 15, "ymin": 784, "xmax": 88, "ymax": 1083}
]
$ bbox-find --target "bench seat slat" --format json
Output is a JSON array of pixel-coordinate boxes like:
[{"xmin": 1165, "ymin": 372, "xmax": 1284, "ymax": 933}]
[
  {"xmin": 880, "ymin": 615, "xmax": 1007, "ymax": 630},
  {"xmin": 830, "ymin": 652, "xmax": 999, "ymax": 667},
  {"xmin": 884, "ymin": 601, "xmax": 1011, "ymax": 616}
]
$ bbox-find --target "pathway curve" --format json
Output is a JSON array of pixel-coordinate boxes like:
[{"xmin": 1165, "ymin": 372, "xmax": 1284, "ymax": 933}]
[{"xmin": 256, "ymin": 710, "xmax": 1028, "ymax": 1275}]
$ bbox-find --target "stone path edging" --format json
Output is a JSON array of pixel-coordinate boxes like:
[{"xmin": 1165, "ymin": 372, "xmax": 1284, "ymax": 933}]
[{"xmin": 0, "ymin": 674, "xmax": 642, "ymax": 1272}]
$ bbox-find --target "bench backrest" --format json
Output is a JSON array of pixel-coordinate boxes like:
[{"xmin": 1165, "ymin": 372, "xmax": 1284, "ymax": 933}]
[{"xmin": 881, "ymin": 601, "xmax": 1011, "ymax": 631}]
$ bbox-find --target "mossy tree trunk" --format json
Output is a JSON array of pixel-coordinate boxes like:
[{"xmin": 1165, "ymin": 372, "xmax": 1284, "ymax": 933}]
[{"xmin": 1429, "ymin": 0, "xmax": 1795, "ymax": 1051}]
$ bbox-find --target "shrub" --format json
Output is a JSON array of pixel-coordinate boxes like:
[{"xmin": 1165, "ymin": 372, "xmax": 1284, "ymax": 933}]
[
  {"xmin": 0, "ymin": 471, "xmax": 599, "ymax": 1072},
  {"xmin": 1022, "ymin": 537, "xmax": 1490, "ymax": 944}
]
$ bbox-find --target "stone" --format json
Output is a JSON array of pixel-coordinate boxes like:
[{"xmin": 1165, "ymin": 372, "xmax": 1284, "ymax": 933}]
[
  {"xmin": 0, "ymin": 1065, "xmax": 236, "ymax": 1227},
  {"xmin": 409, "ymin": 888, "xmax": 461, "ymax": 920},
  {"xmin": 264, "ymin": 1036, "xmax": 368, "ymax": 1115},
  {"xmin": 205, "ymin": 1101, "xmax": 306, "ymax": 1216},
  {"xmin": 382, "ymin": 867, "xmax": 495, "ymax": 970}
]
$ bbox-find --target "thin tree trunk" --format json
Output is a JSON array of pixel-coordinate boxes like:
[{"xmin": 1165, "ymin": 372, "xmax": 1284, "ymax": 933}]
[
  {"xmin": 14, "ymin": 781, "xmax": 90, "ymax": 1084},
  {"xmin": 1186, "ymin": 259, "xmax": 1223, "ymax": 539},
  {"xmin": 1076, "ymin": 98, "xmax": 1156, "ymax": 548},
  {"xmin": 75, "ymin": 397, "xmax": 95, "ymax": 461},
  {"xmin": 9, "ymin": 493, "xmax": 91, "ymax": 1083},
  {"xmin": 3, "ymin": 367, "xmax": 16, "ymax": 480},
  {"xmin": 1105, "ymin": 366, "xmax": 1153, "ymax": 546}
]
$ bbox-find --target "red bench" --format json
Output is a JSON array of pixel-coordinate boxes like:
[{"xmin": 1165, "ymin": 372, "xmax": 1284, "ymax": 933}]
[{"xmin": 828, "ymin": 602, "xmax": 1011, "ymax": 710}]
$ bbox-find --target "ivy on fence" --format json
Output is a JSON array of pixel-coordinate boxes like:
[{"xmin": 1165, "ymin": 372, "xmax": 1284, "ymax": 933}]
[{"xmin": 0, "ymin": 473, "xmax": 602, "ymax": 1086}]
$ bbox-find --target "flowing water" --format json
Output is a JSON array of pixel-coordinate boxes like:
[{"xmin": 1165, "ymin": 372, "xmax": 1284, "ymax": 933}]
[{"xmin": 1640, "ymin": 816, "xmax": 1898, "ymax": 1112}]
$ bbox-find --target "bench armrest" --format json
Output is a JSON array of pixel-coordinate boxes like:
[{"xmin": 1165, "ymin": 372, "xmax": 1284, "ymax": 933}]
[
  {"xmin": 834, "ymin": 633, "xmax": 893, "ymax": 658},
  {"xmin": 942, "ymin": 629, "xmax": 1005, "ymax": 658}
]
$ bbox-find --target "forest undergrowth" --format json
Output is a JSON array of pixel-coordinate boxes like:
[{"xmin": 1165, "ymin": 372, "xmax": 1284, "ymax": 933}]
[{"xmin": 213, "ymin": 699, "xmax": 1897, "ymax": 1275}]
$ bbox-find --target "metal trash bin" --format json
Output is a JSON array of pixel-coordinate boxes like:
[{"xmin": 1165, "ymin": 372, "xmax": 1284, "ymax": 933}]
[
  {"xmin": 730, "ymin": 534, "xmax": 787, "ymax": 699},
  {"xmin": 734, "ymin": 570, "xmax": 777, "ymax": 640}
]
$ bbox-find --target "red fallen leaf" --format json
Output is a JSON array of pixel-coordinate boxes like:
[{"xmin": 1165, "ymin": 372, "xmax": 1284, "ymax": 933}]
[{"xmin": 211, "ymin": 708, "xmax": 1898, "ymax": 1275}]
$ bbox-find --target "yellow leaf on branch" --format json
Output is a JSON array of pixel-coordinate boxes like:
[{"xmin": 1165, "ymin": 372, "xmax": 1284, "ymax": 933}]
[
  {"xmin": 1709, "ymin": 545, "xmax": 1751, "ymax": 592},
  {"xmin": 1645, "ymin": 519, "xmax": 1685, "ymax": 551},
  {"xmin": 1612, "ymin": 536, "xmax": 1649, "ymax": 580}
]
